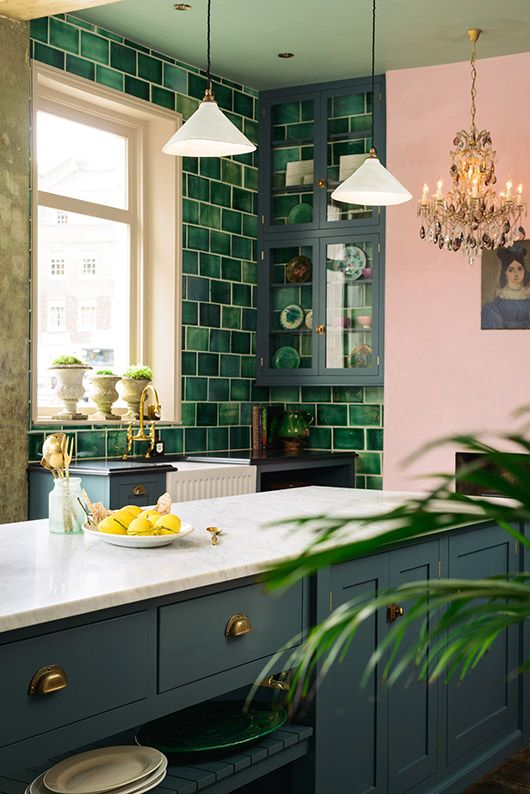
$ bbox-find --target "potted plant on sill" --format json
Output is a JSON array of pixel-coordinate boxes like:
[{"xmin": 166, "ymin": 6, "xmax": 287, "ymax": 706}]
[
  {"xmin": 49, "ymin": 355, "xmax": 92, "ymax": 420},
  {"xmin": 119, "ymin": 364, "xmax": 153, "ymax": 419},
  {"xmin": 88, "ymin": 369, "xmax": 121, "ymax": 421}
]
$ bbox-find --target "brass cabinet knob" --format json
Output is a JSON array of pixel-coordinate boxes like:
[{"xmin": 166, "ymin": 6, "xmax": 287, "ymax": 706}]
[
  {"xmin": 132, "ymin": 485, "xmax": 146, "ymax": 496},
  {"xmin": 387, "ymin": 603, "xmax": 405, "ymax": 623},
  {"xmin": 317, "ymin": 178, "xmax": 327, "ymax": 189},
  {"xmin": 29, "ymin": 665, "xmax": 68, "ymax": 696},
  {"xmin": 315, "ymin": 324, "xmax": 326, "ymax": 335},
  {"xmin": 225, "ymin": 613, "xmax": 252, "ymax": 638}
]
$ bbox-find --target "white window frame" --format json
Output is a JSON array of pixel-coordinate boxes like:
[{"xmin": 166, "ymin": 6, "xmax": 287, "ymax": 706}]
[
  {"xmin": 50, "ymin": 257, "xmax": 65, "ymax": 277},
  {"xmin": 48, "ymin": 300, "xmax": 65, "ymax": 331},
  {"xmin": 31, "ymin": 63, "xmax": 183, "ymax": 424},
  {"xmin": 79, "ymin": 301, "xmax": 97, "ymax": 331},
  {"xmin": 81, "ymin": 256, "xmax": 97, "ymax": 277}
]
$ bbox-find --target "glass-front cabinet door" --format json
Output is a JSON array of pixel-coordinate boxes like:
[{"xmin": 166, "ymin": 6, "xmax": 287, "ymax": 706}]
[{"xmin": 257, "ymin": 239, "xmax": 318, "ymax": 380}]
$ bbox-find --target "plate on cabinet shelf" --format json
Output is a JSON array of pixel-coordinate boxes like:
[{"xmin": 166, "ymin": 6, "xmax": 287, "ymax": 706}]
[
  {"xmin": 29, "ymin": 765, "xmax": 168, "ymax": 794},
  {"xmin": 305, "ymin": 309, "xmax": 313, "ymax": 329},
  {"xmin": 333, "ymin": 245, "xmax": 366, "ymax": 279},
  {"xmin": 349, "ymin": 343, "xmax": 372, "ymax": 368},
  {"xmin": 279, "ymin": 304, "xmax": 304, "ymax": 330},
  {"xmin": 272, "ymin": 346, "xmax": 301, "ymax": 369},
  {"xmin": 286, "ymin": 202, "xmax": 313, "ymax": 225},
  {"xmin": 286, "ymin": 254, "xmax": 312, "ymax": 283},
  {"xmin": 83, "ymin": 522, "xmax": 194, "ymax": 548}
]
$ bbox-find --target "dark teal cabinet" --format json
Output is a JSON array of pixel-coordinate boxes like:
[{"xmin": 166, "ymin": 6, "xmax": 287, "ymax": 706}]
[{"xmin": 257, "ymin": 77, "xmax": 385, "ymax": 386}]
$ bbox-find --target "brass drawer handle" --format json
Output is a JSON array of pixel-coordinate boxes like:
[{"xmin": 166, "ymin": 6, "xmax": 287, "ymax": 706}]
[
  {"xmin": 387, "ymin": 603, "xmax": 405, "ymax": 623},
  {"xmin": 29, "ymin": 665, "xmax": 68, "ymax": 696},
  {"xmin": 259, "ymin": 674, "xmax": 290, "ymax": 692},
  {"xmin": 315, "ymin": 324, "xmax": 326, "ymax": 334},
  {"xmin": 132, "ymin": 485, "xmax": 146, "ymax": 496},
  {"xmin": 225, "ymin": 613, "xmax": 252, "ymax": 638}
]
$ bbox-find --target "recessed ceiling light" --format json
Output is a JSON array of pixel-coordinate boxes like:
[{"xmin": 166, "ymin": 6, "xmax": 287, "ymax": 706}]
[
  {"xmin": 174, "ymin": 3, "xmax": 192, "ymax": 10},
  {"xmin": 278, "ymin": 52, "xmax": 294, "ymax": 59}
]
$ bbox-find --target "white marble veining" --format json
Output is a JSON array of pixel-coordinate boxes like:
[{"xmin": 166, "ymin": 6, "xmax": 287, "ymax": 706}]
[{"xmin": 0, "ymin": 486, "xmax": 427, "ymax": 634}]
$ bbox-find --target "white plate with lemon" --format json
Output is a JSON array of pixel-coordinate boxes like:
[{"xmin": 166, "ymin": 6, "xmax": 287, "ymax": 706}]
[{"xmin": 84, "ymin": 505, "xmax": 193, "ymax": 548}]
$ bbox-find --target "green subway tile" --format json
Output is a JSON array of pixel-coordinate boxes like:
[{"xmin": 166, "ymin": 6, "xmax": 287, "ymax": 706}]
[
  {"xmin": 234, "ymin": 151, "xmax": 254, "ymax": 167},
  {"xmin": 200, "ymin": 159, "xmax": 220, "ymax": 180},
  {"xmin": 364, "ymin": 386, "xmax": 384, "ymax": 403},
  {"xmin": 187, "ymin": 225, "xmax": 209, "ymax": 251},
  {"xmin": 77, "ymin": 431, "xmax": 105, "ymax": 459},
  {"xmin": 357, "ymin": 452, "xmax": 382, "ymax": 475},
  {"xmin": 200, "ymin": 252, "xmax": 221, "ymax": 278},
  {"xmin": 30, "ymin": 18, "xmax": 48, "ymax": 43},
  {"xmin": 332, "ymin": 386, "xmax": 364, "ymax": 403},
  {"xmin": 66, "ymin": 55, "xmax": 95, "ymax": 81},
  {"xmin": 221, "ymin": 160, "xmax": 242, "ymax": 186},
  {"xmin": 96, "ymin": 26, "xmax": 123, "ymax": 43},
  {"xmin": 188, "ymin": 72, "xmax": 207, "ymax": 100},
  {"xmin": 163, "ymin": 62, "xmax": 187, "ymax": 93},
  {"xmin": 231, "ymin": 330, "xmax": 250, "ymax": 354},
  {"xmin": 244, "ymin": 166, "xmax": 258, "ymax": 191},
  {"xmin": 221, "ymin": 257, "xmax": 241, "ymax": 281},
  {"xmin": 160, "ymin": 427, "xmax": 184, "ymax": 454},
  {"xmin": 221, "ymin": 209, "xmax": 242, "ymax": 235},
  {"xmin": 110, "ymin": 41, "xmax": 136, "ymax": 75},
  {"xmin": 231, "ymin": 235, "xmax": 252, "ymax": 261},
  {"xmin": 219, "ymin": 402, "xmax": 239, "ymax": 425},
  {"xmin": 152, "ymin": 85, "xmax": 175, "ymax": 110},
  {"xmin": 355, "ymin": 475, "xmax": 366, "ymax": 489},
  {"xmin": 183, "ymin": 198, "xmax": 199, "ymax": 224},
  {"xmin": 182, "ymin": 351, "xmax": 197, "ymax": 375},
  {"xmin": 186, "ymin": 326, "xmax": 209, "ymax": 351},
  {"xmin": 80, "ymin": 31, "xmax": 109, "ymax": 64},
  {"xmin": 34, "ymin": 42, "xmax": 65, "ymax": 69},
  {"xmin": 240, "ymin": 355, "xmax": 255, "ymax": 378},
  {"xmin": 230, "ymin": 426, "xmax": 250, "ymax": 449},
  {"xmin": 244, "ymin": 118, "xmax": 258, "ymax": 144},
  {"xmin": 232, "ymin": 283, "xmax": 251, "ymax": 307},
  {"xmin": 349, "ymin": 405, "xmax": 381, "ymax": 426},
  {"xmin": 211, "ymin": 280, "xmax": 231, "ymax": 305},
  {"xmin": 66, "ymin": 16, "xmax": 94, "ymax": 31},
  {"xmin": 333, "ymin": 428, "xmax": 364, "ymax": 450},
  {"xmin": 177, "ymin": 94, "xmax": 200, "ymax": 119},
  {"xmin": 197, "ymin": 402, "xmax": 218, "ymax": 426},
  {"xmin": 125, "ymin": 75, "xmax": 149, "ymax": 101},
  {"xmin": 318, "ymin": 404, "xmax": 348, "ymax": 425},
  {"xmin": 272, "ymin": 102, "xmax": 301, "ymax": 125},
  {"xmin": 197, "ymin": 352, "xmax": 219, "ymax": 375},
  {"xmin": 199, "ymin": 203, "xmax": 221, "ymax": 230},
  {"xmin": 301, "ymin": 386, "xmax": 331, "ymax": 403},
  {"xmin": 185, "ymin": 376, "xmax": 207, "ymax": 400},
  {"xmin": 50, "ymin": 18, "xmax": 78, "ymax": 54},
  {"xmin": 366, "ymin": 476, "xmax": 383, "ymax": 490},
  {"xmin": 138, "ymin": 53, "xmax": 162, "ymax": 84},
  {"xmin": 200, "ymin": 303, "xmax": 220, "ymax": 327},
  {"xmin": 213, "ymin": 81, "xmax": 233, "ymax": 112},
  {"xmin": 307, "ymin": 427, "xmax": 332, "ymax": 450},
  {"xmin": 220, "ymin": 354, "xmax": 240, "ymax": 378},
  {"xmin": 210, "ymin": 328, "xmax": 230, "ymax": 353},
  {"xmin": 183, "ymin": 156, "xmax": 198, "ymax": 174},
  {"xmin": 242, "ymin": 214, "xmax": 257, "ymax": 238},
  {"xmin": 181, "ymin": 402, "xmax": 196, "ymax": 425},
  {"xmin": 366, "ymin": 428, "xmax": 383, "ymax": 450},
  {"xmin": 187, "ymin": 174, "xmax": 210, "ymax": 201},
  {"xmin": 107, "ymin": 429, "xmax": 128, "ymax": 458},
  {"xmin": 234, "ymin": 90, "xmax": 254, "ymax": 118},
  {"xmin": 209, "ymin": 378, "xmax": 230, "ymax": 401},
  {"xmin": 240, "ymin": 402, "xmax": 252, "ymax": 425},
  {"xmin": 242, "ymin": 261, "xmax": 257, "ymax": 284},
  {"xmin": 211, "ymin": 230, "xmax": 231, "ymax": 255},
  {"xmin": 187, "ymin": 276, "xmax": 209, "ymax": 301},
  {"xmin": 232, "ymin": 187, "xmax": 253, "ymax": 213},
  {"xmin": 210, "ymin": 181, "xmax": 231, "ymax": 207},
  {"xmin": 96, "ymin": 64, "xmax": 123, "ymax": 91},
  {"xmin": 184, "ymin": 428, "xmax": 207, "ymax": 453},
  {"xmin": 124, "ymin": 38, "xmax": 149, "ymax": 53},
  {"xmin": 226, "ymin": 111, "xmax": 243, "ymax": 130},
  {"xmin": 230, "ymin": 379, "xmax": 250, "ymax": 401},
  {"xmin": 183, "ymin": 249, "xmax": 198, "ymax": 275},
  {"xmin": 269, "ymin": 385, "xmax": 300, "ymax": 403},
  {"xmin": 28, "ymin": 432, "xmax": 44, "ymax": 462},
  {"xmin": 333, "ymin": 93, "xmax": 365, "ymax": 117},
  {"xmin": 242, "ymin": 308, "xmax": 256, "ymax": 330},
  {"xmin": 251, "ymin": 384, "xmax": 269, "ymax": 401},
  {"xmin": 208, "ymin": 427, "xmax": 229, "ymax": 451}
]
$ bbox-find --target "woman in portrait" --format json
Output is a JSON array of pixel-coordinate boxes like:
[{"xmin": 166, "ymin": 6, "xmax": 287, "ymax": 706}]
[{"xmin": 481, "ymin": 244, "xmax": 530, "ymax": 329}]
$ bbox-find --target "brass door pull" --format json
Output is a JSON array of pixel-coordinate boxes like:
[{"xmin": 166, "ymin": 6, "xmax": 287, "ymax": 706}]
[
  {"xmin": 29, "ymin": 665, "xmax": 68, "ymax": 696},
  {"xmin": 387, "ymin": 603, "xmax": 405, "ymax": 623},
  {"xmin": 225, "ymin": 613, "xmax": 252, "ymax": 638},
  {"xmin": 132, "ymin": 485, "xmax": 146, "ymax": 496},
  {"xmin": 259, "ymin": 674, "xmax": 290, "ymax": 692},
  {"xmin": 315, "ymin": 324, "xmax": 326, "ymax": 334}
]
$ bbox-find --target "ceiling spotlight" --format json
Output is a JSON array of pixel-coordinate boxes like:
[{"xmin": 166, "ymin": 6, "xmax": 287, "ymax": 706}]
[
  {"xmin": 174, "ymin": 3, "xmax": 192, "ymax": 9},
  {"xmin": 278, "ymin": 52, "xmax": 294, "ymax": 59}
]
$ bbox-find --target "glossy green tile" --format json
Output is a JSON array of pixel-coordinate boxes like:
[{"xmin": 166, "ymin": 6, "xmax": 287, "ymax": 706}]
[
  {"xmin": 188, "ymin": 72, "xmax": 207, "ymax": 99},
  {"xmin": 220, "ymin": 354, "xmax": 240, "ymax": 378},
  {"xmin": 211, "ymin": 280, "xmax": 231, "ymax": 304},
  {"xmin": 125, "ymin": 75, "xmax": 149, "ymax": 101},
  {"xmin": 240, "ymin": 355, "xmax": 255, "ymax": 378},
  {"xmin": 240, "ymin": 402, "xmax": 252, "ymax": 425},
  {"xmin": 34, "ymin": 42, "xmax": 65, "ymax": 69},
  {"xmin": 242, "ymin": 214, "xmax": 257, "ymax": 238},
  {"xmin": 242, "ymin": 261, "xmax": 257, "ymax": 284},
  {"xmin": 231, "ymin": 235, "xmax": 252, "ymax": 261},
  {"xmin": 186, "ymin": 326, "xmax": 209, "ymax": 351},
  {"xmin": 197, "ymin": 402, "xmax": 218, "ymax": 426},
  {"xmin": 241, "ymin": 308, "xmax": 256, "ymax": 330},
  {"xmin": 107, "ymin": 429, "xmax": 128, "ymax": 458},
  {"xmin": 300, "ymin": 386, "xmax": 330, "ymax": 403},
  {"xmin": 366, "ymin": 428, "xmax": 383, "ymax": 450},
  {"xmin": 199, "ymin": 203, "xmax": 221, "ymax": 230},
  {"xmin": 184, "ymin": 427, "xmax": 207, "ymax": 453},
  {"xmin": 231, "ymin": 330, "xmax": 251, "ymax": 354},
  {"xmin": 356, "ymin": 452, "xmax": 381, "ymax": 475},
  {"xmin": 124, "ymin": 38, "xmax": 149, "ymax": 53},
  {"xmin": 200, "ymin": 252, "xmax": 221, "ymax": 278},
  {"xmin": 219, "ymin": 402, "xmax": 239, "ymax": 425},
  {"xmin": 80, "ymin": 31, "xmax": 108, "ymax": 64},
  {"xmin": 138, "ymin": 53, "xmax": 162, "ymax": 84},
  {"xmin": 234, "ymin": 90, "xmax": 253, "ymax": 118},
  {"xmin": 221, "ymin": 257, "xmax": 241, "ymax": 281},
  {"xmin": 209, "ymin": 378, "xmax": 230, "ymax": 401},
  {"xmin": 110, "ymin": 41, "xmax": 136, "ymax": 75},
  {"xmin": 187, "ymin": 226, "xmax": 209, "ymax": 251},
  {"xmin": 244, "ymin": 166, "xmax": 258, "ymax": 191},
  {"xmin": 230, "ymin": 426, "xmax": 250, "ymax": 449},
  {"xmin": 210, "ymin": 181, "xmax": 231, "ymax": 207},
  {"xmin": 177, "ymin": 94, "xmax": 199, "ymax": 119},
  {"xmin": 30, "ymin": 18, "xmax": 48, "ymax": 43},
  {"xmin": 221, "ymin": 160, "xmax": 242, "ymax": 186},
  {"xmin": 208, "ymin": 427, "xmax": 229, "ymax": 451},
  {"xmin": 364, "ymin": 386, "xmax": 384, "ymax": 403},
  {"xmin": 221, "ymin": 209, "xmax": 241, "ymax": 235},
  {"xmin": 187, "ymin": 174, "xmax": 210, "ymax": 202},
  {"xmin": 230, "ymin": 379, "xmax": 250, "ymax": 401},
  {"xmin": 77, "ymin": 431, "xmax": 105, "ymax": 459},
  {"xmin": 181, "ymin": 402, "xmax": 196, "ymax": 425},
  {"xmin": 251, "ymin": 384, "xmax": 269, "ymax": 402},
  {"xmin": 66, "ymin": 55, "xmax": 95, "ymax": 81},
  {"xmin": 334, "ymin": 428, "xmax": 364, "ymax": 450},
  {"xmin": 182, "ymin": 249, "xmax": 198, "ymax": 275},
  {"xmin": 187, "ymin": 276, "xmax": 209, "ymax": 301},
  {"xmin": 152, "ymin": 85, "xmax": 175, "ymax": 110},
  {"xmin": 210, "ymin": 329, "xmax": 230, "ymax": 353},
  {"xmin": 185, "ymin": 376, "xmax": 207, "ymax": 400},
  {"xmin": 28, "ymin": 432, "xmax": 44, "ymax": 462},
  {"xmin": 318, "ymin": 404, "xmax": 348, "ymax": 426},
  {"xmin": 332, "ymin": 386, "xmax": 364, "ymax": 403},
  {"xmin": 50, "ymin": 18, "xmax": 78, "ymax": 54},
  {"xmin": 200, "ymin": 303, "xmax": 220, "ymax": 327},
  {"xmin": 349, "ymin": 405, "xmax": 381, "ymax": 426},
  {"xmin": 307, "ymin": 427, "xmax": 332, "ymax": 450},
  {"xmin": 232, "ymin": 283, "xmax": 251, "ymax": 307},
  {"xmin": 200, "ymin": 159, "xmax": 221, "ymax": 180},
  {"xmin": 182, "ymin": 351, "xmax": 197, "ymax": 375},
  {"xmin": 211, "ymin": 230, "xmax": 231, "ymax": 255},
  {"xmin": 96, "ymin": 26, "xmax": 123, "ymax": 43},
  {"xmin": 163, "ymin": 62, "xmax": 187, "ymax": 93},
  {"xmin": 183, "ymin": 156, "xmax": 198, "ymax": 174},
  {"xmin": 366, "ymin": 475, "xmax": 383, "ymax": 490},
  {"xmin": 197, "ymin": 352, "xmax": 219, "ymax": 375},
  {"xmin": 183, "ymin": 198, "xmax": 199, "ymax": 224},
  {"xmin": 160, "ymin": 427, "xmax": 184, "ymax": 454},
  {"xmin": 232, "ymin": 187, "xmax": 253, "ymax": 213},
  {"xmin": 213, "ymin": 81, "xmax": 232, "ymax": 112},
  {"xmin": 270, "ymin": 386, "xmax": 300, "ymax": 403},
  {"xmin": 96, "ymin": 64, "xmax": 124, "ymax": 91}
]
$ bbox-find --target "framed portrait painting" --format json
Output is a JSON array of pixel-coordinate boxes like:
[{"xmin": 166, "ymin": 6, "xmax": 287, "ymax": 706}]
[{"xmin": 481, "ymin": 241, "xmax": 530, "ymax": 329}]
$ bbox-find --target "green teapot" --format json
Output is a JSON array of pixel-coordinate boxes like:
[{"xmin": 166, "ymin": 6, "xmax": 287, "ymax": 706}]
[{"xmin": 278, "ymin": 410, "xmax": 314, "ymax": 452}]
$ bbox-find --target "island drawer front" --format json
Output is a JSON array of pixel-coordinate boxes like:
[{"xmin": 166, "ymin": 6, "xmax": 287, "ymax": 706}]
[
  {"xmin": 158, "ymin": 581, "xmax": 303, "ymax": 692},
  {"xmin": 110, "ymin": 473, "xmax": 167, "ymax": 509},
  {"xmin": 0, "ymin": 612, "xmax": 151, "ymax": 748}
]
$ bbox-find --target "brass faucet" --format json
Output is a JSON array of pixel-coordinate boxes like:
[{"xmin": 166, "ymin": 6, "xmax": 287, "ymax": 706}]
[{"xmin": 123, "ymin": 384, "xmax": 161, "ymax": 459}]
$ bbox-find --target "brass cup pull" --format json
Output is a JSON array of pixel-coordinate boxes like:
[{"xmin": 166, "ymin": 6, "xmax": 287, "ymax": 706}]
[
  {"xmin": 387, "ymin": 603, "xmax": 405, "ymax": 623},
  {"xmin": 132, "ymin": 485, "xmax": 146, "ymax": 496},
  {"xmin": 29, "ymin": 665, "xmax": 68, "ymax": 696},
  {"xmin": 225, "ymin": 613, "xmax": 252, "ymax": 638},
  {"xmin": 315, "ymin": 324, "xmax": 326, "ymax": 335}
]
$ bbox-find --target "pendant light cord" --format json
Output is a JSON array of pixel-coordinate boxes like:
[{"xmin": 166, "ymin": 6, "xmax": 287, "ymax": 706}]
[
  {"xmin": 370, "ymin": 0, "xmax": 376, "ymax": 153},
  {"xmin": 207, "ymin": 0, "xmax": 212, "ymax": 91}
]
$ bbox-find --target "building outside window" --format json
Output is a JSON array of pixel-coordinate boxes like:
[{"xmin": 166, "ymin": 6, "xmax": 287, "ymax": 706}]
[
  {"xmin": 82, "ymin": 257, "xmax": 97, "ymax": 276},
  {"xmin": 56, "ymin": 211, "xmax": 68, "ymax": 224},
  {"xmin": 50, "ymin": 257, "xmax": 65, "ymax": 276},
  {"xmin": 48, "ymin": 301, "xmax": 65, "ymax": 331},
  {"xmin": 79, "ymin": 302, "xmax": 97, "ymax": 331}
]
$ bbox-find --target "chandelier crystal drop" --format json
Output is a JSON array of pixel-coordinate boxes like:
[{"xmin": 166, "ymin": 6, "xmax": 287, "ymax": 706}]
[{"xmin": 418, "ymin": 29, "xmax": 526, "ymax": 264}]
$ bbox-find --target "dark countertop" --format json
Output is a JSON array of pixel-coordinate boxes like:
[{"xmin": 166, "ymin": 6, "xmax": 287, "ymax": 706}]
[
  {"xmin": 28, "ymin": 460, "xmax": 177, "ymax": 476},
  {"xmin": 184, "ymin": 449, "xmax": 358, "ymax": 465}
]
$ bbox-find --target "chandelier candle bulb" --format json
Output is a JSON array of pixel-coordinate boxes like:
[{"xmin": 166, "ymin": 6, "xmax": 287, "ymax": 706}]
[
  {"xmin": 517, "ymin": 184, "xmax": 524, "ymax": 206},
  {"xmin": 506, "ymin": 181, "xmax": 513, "ymax": 200},
  {"xmin": 421, "ymin": 184, "xmax": 429, "ymax": 205}
]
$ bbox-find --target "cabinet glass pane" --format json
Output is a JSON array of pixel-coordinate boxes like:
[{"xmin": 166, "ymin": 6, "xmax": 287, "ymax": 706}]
[
  {"xmin": 269, "ymin": 245, "xmax": 313, "ymax": 370},
  {"xmin": 326, "ymin": 92, "xmax": 372, "ymax": 223},
  {"xmin": 325, "ymin": 240, "xmax": 373, "ymax": 370},
  {"xmin": 271, "ymin": 100, "xmax": 314, "ymax": 225}
]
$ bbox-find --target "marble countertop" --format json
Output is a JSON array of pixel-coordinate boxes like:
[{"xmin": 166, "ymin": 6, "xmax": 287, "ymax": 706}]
[{"xmin": 0, "ymin": 486, "xmax": 476, "ymax": 634}]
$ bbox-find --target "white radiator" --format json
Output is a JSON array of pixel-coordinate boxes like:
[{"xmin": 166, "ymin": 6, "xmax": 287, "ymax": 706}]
[{"xmin": 166, "ymin": 463, "xmax": 257, "ymax": 503}]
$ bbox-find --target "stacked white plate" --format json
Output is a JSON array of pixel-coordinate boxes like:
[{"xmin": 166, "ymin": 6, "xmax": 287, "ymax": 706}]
[{"xmin": 26, "ymin": 747, "xmax": 167, "ymax": 794}]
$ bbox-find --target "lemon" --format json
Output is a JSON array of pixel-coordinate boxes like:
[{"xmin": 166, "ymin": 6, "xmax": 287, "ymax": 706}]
[
  {"xmin": 154, "ymin": 514, "xmax": 182, "ymax": 535},
  {"xmin": 121, "ymin": 505, "xmax": 143, "ymax": 519},
  {"xmin": 127, "ymin": 517, "xmax": 155, "ymax": 536},
  {"xmin": 99, "ymin": 515, "xmax": 128, "ymax": 535},
  {"xmin": 112, "ymin": 509, "xmax": 134, "ymax": 528},
  {"xmin": 137, "ymin": 509, "xmax": 161, "ymax": 524}
]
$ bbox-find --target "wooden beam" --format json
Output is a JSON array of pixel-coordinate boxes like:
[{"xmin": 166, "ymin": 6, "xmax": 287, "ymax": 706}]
[{"xmin": 0, "ymin": 0, "xmax": 123, "ymax": 21}]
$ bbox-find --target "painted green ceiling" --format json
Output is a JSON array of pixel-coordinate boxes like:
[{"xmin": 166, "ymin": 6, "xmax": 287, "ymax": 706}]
[{"xmin": 79, "ymin": 0, "xmax": 530, "ymax": 90}]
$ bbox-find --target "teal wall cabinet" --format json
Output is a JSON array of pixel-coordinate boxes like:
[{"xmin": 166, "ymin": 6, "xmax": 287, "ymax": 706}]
[{"xmin": 257, "ymin": 77, "xmax": 385, "ymax": 386}]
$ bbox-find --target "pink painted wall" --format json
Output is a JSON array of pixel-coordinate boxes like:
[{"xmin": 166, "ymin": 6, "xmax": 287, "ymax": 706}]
[{"xmin": 384, "ymin": 52, "xmax": 530, "ymax": 490}]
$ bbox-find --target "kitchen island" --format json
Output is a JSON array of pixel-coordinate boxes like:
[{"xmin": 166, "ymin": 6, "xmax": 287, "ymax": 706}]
[{"xmin": 0, "ymin": 487, "xmax": 527, "ymax": 794}]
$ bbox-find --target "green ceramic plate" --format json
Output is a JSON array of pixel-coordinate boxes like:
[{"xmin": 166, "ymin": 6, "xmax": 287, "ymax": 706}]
[
  {"xmin": 279, "ymin": 304, "xmax": 304, "ymax": 330},
  {"xmin": 287, "ymin": 202, "xmax": 313, "ymax": 224},
  {"xmin": 135, "ymin": 701, "xmax": 287, "ymax": 759},
  {"xmin": 272, "ymin": 346, "xmax": 301, "ymax": 369}
]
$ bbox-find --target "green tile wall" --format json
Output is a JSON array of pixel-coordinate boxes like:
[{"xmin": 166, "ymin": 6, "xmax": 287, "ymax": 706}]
[{"xmin": 28, "ymin": 14, "xmax": 383, "ymax": 489}]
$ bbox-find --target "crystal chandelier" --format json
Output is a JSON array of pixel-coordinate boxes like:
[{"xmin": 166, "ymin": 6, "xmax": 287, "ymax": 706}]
[{"xmin": 418, "ymin": 29, "xmax": 526, "ymax": 264}]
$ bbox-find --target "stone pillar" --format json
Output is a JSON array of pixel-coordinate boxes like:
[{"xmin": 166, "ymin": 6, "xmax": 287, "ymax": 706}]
[{"xmin": 0, "ymin": 17, "xmax": 30, "ymax": 521}]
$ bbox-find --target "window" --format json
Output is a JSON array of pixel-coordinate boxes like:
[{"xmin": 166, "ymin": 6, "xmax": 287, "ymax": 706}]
[{"xmin": 32, "ymin": 64, "xmax": 183, "ymax": 422}]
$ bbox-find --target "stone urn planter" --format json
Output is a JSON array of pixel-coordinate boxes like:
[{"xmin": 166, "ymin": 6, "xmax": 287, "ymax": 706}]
[
  {"xmin": 50, "ymin": 363, "xmax": 92, "ymax": 420},
  {"xmin": 118, "ymin": 366, "xmax": 152, "ymax": 419},
  {"xmin": 88, "ymin": 373, "xmax": 121, "ymax": 420}
]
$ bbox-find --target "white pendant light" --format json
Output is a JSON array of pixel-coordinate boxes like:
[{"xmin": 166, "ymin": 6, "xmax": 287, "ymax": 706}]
[
  {"xmin": 163, "ymin": 0, "xmax": 256, "ymax": 158},
  {"xmin": 330, "ymin": 0, "xmax": 411, "ymax": 207}
]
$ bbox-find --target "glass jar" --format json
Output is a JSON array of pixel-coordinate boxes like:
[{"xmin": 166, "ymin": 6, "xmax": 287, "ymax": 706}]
[{"xmin": 48, "ymin": 477, "xmax": 85, "ymax": 535}]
